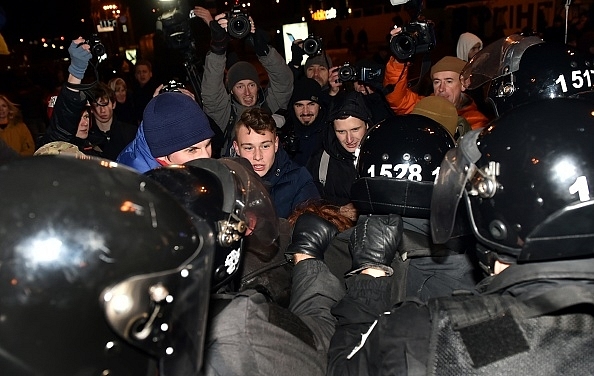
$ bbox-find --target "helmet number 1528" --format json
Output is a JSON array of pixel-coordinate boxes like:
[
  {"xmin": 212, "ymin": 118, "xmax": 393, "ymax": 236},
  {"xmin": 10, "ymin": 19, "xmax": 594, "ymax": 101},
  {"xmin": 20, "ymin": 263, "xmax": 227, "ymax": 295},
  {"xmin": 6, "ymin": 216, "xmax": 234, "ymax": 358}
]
[
  {"xmin": 555, "ymin": 70, "xmax": 594, "ymax": 92},
  {"xmin": 367, "ymin": 163, "xmax": 423, "ymax": 181}
]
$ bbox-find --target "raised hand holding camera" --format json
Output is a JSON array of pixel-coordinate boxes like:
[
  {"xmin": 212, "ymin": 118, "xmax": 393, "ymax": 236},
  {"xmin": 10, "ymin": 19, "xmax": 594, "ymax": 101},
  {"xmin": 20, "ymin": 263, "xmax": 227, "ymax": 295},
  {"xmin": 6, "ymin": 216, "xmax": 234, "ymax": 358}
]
[
  {"xmin": 210, "ymin": 14, "xmax": 230, "ymax": 55},
  {"xmin": 68, "ymin": 37, "xmax": 92, "ymax": 80}
]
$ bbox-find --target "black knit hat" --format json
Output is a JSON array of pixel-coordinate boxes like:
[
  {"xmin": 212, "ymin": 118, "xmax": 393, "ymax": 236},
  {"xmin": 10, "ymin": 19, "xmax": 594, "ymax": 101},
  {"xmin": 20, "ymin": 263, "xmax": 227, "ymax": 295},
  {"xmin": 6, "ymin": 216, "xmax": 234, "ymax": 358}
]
[
  {"xmin": 226, "ymin": 61, "xmax": 260, "ymax": 91},
  {"xmin": 328, "ymin": 91, "xmax": 372, "ymax": 124},
  {"xmin": 290, "ymin": 78, "xmax": 322, "ymax": 104}
]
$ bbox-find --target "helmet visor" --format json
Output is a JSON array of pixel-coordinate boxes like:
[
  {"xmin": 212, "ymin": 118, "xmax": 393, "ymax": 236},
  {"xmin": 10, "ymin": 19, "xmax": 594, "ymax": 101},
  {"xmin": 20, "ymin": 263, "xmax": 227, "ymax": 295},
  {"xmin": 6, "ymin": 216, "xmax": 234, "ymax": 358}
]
[
  {"xmin": 461, "ymin": 35, "xmax": 543, "ymax": 90},
  {"xmin": 219, "ymin": 158, "xmax": 279, "ymax": 246},
  {"xmin": 430, "ymin": 129, "xmax": 482, "ymax": 243}
]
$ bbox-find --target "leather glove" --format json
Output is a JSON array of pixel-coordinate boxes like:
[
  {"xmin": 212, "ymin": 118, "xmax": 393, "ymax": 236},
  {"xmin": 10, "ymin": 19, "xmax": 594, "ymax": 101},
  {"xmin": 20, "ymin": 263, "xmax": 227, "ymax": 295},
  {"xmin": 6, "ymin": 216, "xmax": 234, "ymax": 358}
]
[
  {"xmin": 289, "ymin": 43, "xmax": 305, "ymax": 67},
  {"xmin": 347, "ymin": 214, "xmax": 403, "ymax": 276},
  {"xmin": 285, "ymin": 213, "xmax": 339, "ymax": 261},
  {"xmin": 209, "ymin": 20, "xmax": 230, "ymax": 55},
  {"xmin": 248, "ymin": 28, "xmax": 270, "ymax": 56},
  {"xmin": 68, "ymin": 41, "xmax": 92, "ymax": 80}
]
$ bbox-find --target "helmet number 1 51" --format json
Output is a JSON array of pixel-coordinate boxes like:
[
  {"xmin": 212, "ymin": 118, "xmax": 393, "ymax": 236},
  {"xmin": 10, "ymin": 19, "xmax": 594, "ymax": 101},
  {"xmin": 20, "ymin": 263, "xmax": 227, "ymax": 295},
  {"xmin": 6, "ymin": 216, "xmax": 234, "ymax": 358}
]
[{"xmin": 555, "ymin": 70, "xmax": 594, "ymax": 92}]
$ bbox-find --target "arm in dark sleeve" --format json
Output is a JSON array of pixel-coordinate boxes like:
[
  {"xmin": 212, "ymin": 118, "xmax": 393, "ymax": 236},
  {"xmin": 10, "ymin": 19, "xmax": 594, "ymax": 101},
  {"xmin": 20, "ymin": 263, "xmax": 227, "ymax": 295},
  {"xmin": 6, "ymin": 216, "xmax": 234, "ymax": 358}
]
[
  {"xmin": 43, "ymin": 85, "xmax": 86, "ymax": 144},
  {"xmin": 327, "ymin": 274, "xmax": 431, "ymax": 376},
  {"xmin": 289, "ymin": 259, "xmax": 345, "ymax": 352}
]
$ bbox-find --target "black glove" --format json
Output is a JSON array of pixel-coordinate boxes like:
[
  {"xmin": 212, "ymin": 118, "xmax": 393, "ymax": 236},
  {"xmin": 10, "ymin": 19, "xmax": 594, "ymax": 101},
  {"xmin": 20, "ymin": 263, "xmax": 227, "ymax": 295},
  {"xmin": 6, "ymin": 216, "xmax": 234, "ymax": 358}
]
[
  {"xmin": 285, "ymin": 213, "xmax": 339, "ymax": 261},
  {"xmin": 347, "ymin": 214, "xmax": 403, "ymax": 276},
  {"xmin": 248, "ymin": 28, "xmax": 270, "ymax": 56},
  {"xmin": 209, "ymin": 20, "xmax": 230, "ymax": 55},
  {"xmin": 289, "ymin": 43, "xmax": 305, "ymax": 67}
]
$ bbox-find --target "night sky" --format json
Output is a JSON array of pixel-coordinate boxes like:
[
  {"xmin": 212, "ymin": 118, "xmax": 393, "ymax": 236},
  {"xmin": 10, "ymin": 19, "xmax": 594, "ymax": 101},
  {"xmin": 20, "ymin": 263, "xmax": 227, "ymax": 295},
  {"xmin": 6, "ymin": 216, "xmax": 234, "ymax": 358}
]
[{"xmin": 1, "ymin": 0, "xmax": 158, "ymax": 43}]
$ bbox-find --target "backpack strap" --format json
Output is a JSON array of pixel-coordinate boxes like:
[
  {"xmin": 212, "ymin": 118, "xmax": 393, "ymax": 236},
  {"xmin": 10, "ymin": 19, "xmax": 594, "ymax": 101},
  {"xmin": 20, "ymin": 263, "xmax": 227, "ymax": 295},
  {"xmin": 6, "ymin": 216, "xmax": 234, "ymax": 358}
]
[{"xmin": 318, "ymin": 150, "xmax": 330, "ymax": 187}]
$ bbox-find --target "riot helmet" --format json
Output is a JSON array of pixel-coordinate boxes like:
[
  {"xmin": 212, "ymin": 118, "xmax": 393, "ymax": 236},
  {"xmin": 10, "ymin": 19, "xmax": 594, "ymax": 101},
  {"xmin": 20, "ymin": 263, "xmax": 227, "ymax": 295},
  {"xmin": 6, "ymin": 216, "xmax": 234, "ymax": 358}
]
[
  {"xmin": 461, "ymin": 34, "xmax": 594, "ymax": 116},
  {"xmin": 144, "ymin": 157, "xmax": 279, "ymax": 291},
  {"xmin": 431, "ymin": 98, "xmax": 594, "ymax": 270},
  {"xmin": 352, "ymin": 114, "xmax": 455, "ymax": 218},
  {"xmin": 0, "ymin": 155, "xmax": 214, "ymax": 375}
]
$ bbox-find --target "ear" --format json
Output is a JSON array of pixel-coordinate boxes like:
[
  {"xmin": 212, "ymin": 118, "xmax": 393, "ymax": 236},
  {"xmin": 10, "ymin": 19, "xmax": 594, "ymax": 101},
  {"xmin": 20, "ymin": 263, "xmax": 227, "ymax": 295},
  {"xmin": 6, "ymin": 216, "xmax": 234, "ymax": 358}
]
[
  {"xmin": 156, "ymin": 156, "xmax": 168, "ymax": 165},
  {"xmin": 233, "ymin": 140, "xmax": 240, "ymax": 155},
  {"xmin": 274, "ymin": 135, "xmax": 279, "ymax": 152}
]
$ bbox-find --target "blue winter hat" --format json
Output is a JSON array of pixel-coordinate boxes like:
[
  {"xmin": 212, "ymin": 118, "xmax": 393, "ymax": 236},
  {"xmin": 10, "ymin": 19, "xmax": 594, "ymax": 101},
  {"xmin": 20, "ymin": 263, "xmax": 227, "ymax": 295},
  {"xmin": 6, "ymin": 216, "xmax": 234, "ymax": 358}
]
[{"xmin": 143, "ymin": 92, "xmax": 215, "ymax": 158}]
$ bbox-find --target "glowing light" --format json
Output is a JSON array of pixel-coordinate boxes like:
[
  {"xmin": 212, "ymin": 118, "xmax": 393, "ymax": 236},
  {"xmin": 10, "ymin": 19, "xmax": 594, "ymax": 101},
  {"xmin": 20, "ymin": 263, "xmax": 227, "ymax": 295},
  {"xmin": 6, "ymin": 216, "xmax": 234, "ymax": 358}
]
[
  {"xmin": 28, "ymin": 237, "xmax": 63, "ymax": 263},
  {"xmin": 161, "ymin": 323, "xmax": 169, "ymax": 331},
  {"xmin": 166, "ymin": 347, "xmax": 174, "ymax": 355},
  {"xmin": 553, "ymin": 158, "xmax": 577, "ymax": 182}
]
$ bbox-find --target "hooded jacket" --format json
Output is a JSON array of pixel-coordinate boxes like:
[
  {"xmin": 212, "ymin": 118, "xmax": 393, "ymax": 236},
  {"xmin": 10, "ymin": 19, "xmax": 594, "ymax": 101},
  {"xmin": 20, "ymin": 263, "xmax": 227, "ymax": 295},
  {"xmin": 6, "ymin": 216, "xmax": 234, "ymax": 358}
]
[
  {"xmin": 306, "ymin": 124, "xmax": 358, "ymax": 206},
  {"xmin": 116, "ymin": 123, "xmax": 160, "ymax": 173},
  {"xmin": 262, "ymin": 147, "xmax": 320, "ymax": 218}
]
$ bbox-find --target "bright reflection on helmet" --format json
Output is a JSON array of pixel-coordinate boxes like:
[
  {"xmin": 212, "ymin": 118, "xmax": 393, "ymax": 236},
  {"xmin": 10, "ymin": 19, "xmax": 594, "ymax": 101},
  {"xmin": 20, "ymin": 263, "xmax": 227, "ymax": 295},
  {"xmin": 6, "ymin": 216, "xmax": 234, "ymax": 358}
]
[
  {"xmin": 23, "ymin": 236, "xmax": 64, "ymax": 263},
  {"xmin": 553, "ymin": 158, "xmax": 578, "ymax": 182}
]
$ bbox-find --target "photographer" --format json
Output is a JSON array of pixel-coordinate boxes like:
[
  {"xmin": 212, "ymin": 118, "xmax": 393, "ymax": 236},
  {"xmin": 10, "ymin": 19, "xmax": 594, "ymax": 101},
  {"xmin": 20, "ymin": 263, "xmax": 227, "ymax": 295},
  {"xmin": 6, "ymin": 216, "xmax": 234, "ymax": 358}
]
[
  {"xmin": 384, "ymin": 26, "xmax": 489, "ymax": 129},
  {"xmin": 198, "ymin": 6, "xmax": 293, "ymax": 157}
]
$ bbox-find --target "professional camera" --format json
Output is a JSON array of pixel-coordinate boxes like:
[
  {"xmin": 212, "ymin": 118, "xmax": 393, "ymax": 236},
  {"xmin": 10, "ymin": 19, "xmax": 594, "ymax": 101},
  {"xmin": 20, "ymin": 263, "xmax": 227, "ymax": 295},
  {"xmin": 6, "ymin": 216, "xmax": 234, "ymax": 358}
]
[
  {"xmin": 226, "ymin": 6, "xmax": 250, "ymax": 39},
  {"xmin": 338, "ymin": 62, "xmax": 383, "ymax": 83},
  {"xmin": 159, "ymin": 79, "xmax": 185, "ymax": 94},
  {"xmin": 390, "ymin": 19, "xmax": 436, "ymax": 60},
  {"xmin": 302, "ymin": 35, "xmax": 323, "ymax": 56},
  {"xmin": 85, "ymin": 34, "xmax": 106, "ymax": 57}
]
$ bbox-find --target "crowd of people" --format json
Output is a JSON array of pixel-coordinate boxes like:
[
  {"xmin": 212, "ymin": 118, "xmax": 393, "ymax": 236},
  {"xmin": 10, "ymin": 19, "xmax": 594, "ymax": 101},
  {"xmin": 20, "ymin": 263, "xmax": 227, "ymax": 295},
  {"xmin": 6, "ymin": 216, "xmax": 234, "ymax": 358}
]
[{"xmin": 1, "ymin": 4, "xmax": 594, "ymax": 376}]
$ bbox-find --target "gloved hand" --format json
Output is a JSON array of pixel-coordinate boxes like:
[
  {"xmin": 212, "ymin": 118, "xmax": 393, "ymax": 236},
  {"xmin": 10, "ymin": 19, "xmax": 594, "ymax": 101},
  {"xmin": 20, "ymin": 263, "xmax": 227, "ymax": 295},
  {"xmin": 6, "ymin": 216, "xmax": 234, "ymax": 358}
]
[
  {"xmin": 68, "ymin": 41, "xmax": 92, "ymax": 80},
  {"xmin": 248, "ymin": 28, "xmax": 270, "ymax": 56},
  {"xmin": 285, "ymin": 213, "xmax": 339, "ymax": 261},
  {"xmin": 289, "ymin": 42, "xmax": 305, "ymax": 67},
  {"xmin": 209, "ymin": 20, "xmax": 230, "ymax": 55},
  {"xmin": 347, "ymin": 214, "xmax": 403, "ymax": 276}
]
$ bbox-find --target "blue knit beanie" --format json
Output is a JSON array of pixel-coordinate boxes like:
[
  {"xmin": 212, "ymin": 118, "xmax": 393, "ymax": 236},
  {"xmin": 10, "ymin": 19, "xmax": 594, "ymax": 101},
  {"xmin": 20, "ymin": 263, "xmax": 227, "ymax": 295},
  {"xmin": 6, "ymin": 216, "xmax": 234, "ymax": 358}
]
[{"xmin": 143, "ymin": 92, "xmax": 215, "ymax": 158}]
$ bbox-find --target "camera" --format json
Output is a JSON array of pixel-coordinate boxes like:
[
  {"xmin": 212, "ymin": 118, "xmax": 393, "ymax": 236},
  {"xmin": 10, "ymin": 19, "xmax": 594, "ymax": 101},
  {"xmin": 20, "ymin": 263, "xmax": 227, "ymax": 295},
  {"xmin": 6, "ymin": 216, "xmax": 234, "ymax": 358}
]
[
  {"xmin": 85, "ymin": 34, "xmax": 106, "ymax": 57},
  {"xmin": 226, "ymin": 6, "xmax": 250, "ymax": 39},
  {"xmin": 390, "ymin": 20, "xmax": 436, "ymax": 60},
  {"xmin": 159, "ymin": 79, "xmax": 185, "ymax": 94},
  {"xmin": 302, "ymin": 35, "xmax": 323, "ymax": 56},
  {"xmin": 338, "ymin": 63, "xmax": 383, "ymax": 83}
]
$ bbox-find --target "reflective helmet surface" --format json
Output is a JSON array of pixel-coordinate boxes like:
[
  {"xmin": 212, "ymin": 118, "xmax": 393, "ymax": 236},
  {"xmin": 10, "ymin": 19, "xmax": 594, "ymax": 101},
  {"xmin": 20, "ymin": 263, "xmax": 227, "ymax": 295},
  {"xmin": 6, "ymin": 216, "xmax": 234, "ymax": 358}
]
[
  {"xmin": 0, "ymin": 156, "xmax": 214, "ymax": 376},
  {"xmin": 462, "ymin": 34, "xmax": 594, "ymax": 116},
  {"xmin": 144, "ymin": 157, "xmax": 279, "ymax": 291},
  {"xmin": 431, "ymin": 98, "xmax": 594, "ymax": 263},
  {"xmin": 352, "ymin": 114, "xmax": 455, "ymax": 218}
]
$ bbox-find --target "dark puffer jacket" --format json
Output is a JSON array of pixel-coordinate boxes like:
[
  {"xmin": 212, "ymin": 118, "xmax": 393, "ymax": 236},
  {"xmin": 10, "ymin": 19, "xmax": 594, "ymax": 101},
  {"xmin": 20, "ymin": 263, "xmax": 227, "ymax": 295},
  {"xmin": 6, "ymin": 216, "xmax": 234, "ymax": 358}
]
[{"xmin": 262, "ymin": 147, "xmax": 320, "ymax": 218}]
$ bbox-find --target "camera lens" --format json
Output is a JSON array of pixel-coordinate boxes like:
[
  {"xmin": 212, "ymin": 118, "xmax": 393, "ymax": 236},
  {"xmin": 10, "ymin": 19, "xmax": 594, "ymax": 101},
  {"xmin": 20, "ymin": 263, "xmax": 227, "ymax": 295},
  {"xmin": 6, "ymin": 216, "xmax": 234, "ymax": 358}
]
[
  {"xmin": 228, "ymin": 15, "xmax": 250, "ymax": 39},
  {"xmin": 390, "ymin": 34, "xmax": 415, "ymax": 60},
  {"xmin": 303, "ymin": 38, "xmax": 320, "ymax": 56},
  {"xmin": 338, "ymin": 65, "xmax": 357, "ymax": 82},
  {"xmin": 92, "ymin": 43, "xmax": 106, "ymax": 57}
]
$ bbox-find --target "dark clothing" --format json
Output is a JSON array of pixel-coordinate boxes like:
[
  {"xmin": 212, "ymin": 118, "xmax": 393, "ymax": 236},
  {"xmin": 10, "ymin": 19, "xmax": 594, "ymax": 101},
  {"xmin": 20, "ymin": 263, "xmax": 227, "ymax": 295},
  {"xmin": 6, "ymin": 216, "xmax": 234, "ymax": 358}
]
[
  {"xmin": 86, "ymin": 118, "xmax": 138, "ymax": 161},
  {"xmin": 0, "ymin": 138, "xmax": 20, "ymax": 163},
  {"xmin": 324, "ymin": 217, "xmax": 480, "ymax": 304},
  {"xmin": 280, "ymin": 106, "xmax": 327, "ymax": 167},
  {"xmin": 306, "ymin": 126, "xmax": 358, "ymax": 206},
  {"xmin": 114, "ymin": 97, "xmax": 138, "ymax": 127},
  {"xmin": 327, "ymin": 258, "xmax": 594, "ymax": 375},
  {"xmin": 131, "ymin": 77, "xmax": 160, "ymax": 124},
  {"xmin": 204, "ymin": 259, "xmax": 345, "ymax": 376},
  {"xmin": 362, "ymin": 91, "xmax": 395, "ymax": 125},
  {"xmin": 262, "ymin": 147, "xmax": 320, "ymax": 218},
  {"xmin": 42, "ymin": 85, "xmax": 136, "ymax": 161}
]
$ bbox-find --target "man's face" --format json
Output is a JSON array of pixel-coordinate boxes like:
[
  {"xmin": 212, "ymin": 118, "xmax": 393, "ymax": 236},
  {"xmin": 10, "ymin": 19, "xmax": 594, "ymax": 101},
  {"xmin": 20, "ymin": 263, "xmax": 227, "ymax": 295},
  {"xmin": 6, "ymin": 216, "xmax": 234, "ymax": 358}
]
[
  {"xmin": 293, "ymin": 100, "xmax": 320, "ymax": 125},
  {"xmin": 232, "ymin": 80, "xmax": 258, "ymax": 107},
  {"xmin": 233, "ymin": 125, "xmax": 278, "ymax": 177},
  {"xmin": 91, "ymin": 98, "xmax": 115, "ymax": 123},
  {"xmin": 135, "ymin": 65, "xmax": 152, "ymax": 86},
  {"xmin": 432, "ymin": 71, "xmax": 465, "ymax": 107},
  {"xmin": 158, "ymin": 138, "xmax": 212, "ymax": 165},
  {"xmin": 467, "ymin": 42, "xmax": 481, "ymax": 61},
  {"xmin": 76, "ymin": 110, "xmax": 90, "ymax": 139},
  {"xmin": 333, "ymin": 116, "xmax": 367, "ymax": 153},
  {"xmin": 306, "ymin": 64, "xmax": 329, "ymax": 87}
]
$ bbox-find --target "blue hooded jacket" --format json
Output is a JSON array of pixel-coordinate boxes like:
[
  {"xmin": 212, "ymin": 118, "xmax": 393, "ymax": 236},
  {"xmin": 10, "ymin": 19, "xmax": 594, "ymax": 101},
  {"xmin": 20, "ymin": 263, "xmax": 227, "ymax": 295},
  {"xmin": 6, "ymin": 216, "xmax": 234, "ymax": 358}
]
[{"xmin": 116, "ymin": 123, "xmax": 160, "ymax": 173}]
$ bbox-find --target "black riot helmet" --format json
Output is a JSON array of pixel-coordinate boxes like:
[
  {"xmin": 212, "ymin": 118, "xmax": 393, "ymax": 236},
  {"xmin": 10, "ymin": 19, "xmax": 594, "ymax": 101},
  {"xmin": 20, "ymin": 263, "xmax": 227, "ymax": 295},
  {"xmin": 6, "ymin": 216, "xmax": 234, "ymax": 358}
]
[
  {"xmin": 352, "ymin": 114, "xmax": 455, "ymax": 218},
  {"xmin": 0, "ymin": 156, "xmax": 214, "ymax": 376},
  {"xmin": 431, "ymin": 98, "xmax": 594, "ymax": 270},
  {"xmin": 144, "ymin": 157, "xmax": 279, "ymax": 292},
  {"xmin": 461, "ymin": 34, "xmax": 594, "ymax": 117}
]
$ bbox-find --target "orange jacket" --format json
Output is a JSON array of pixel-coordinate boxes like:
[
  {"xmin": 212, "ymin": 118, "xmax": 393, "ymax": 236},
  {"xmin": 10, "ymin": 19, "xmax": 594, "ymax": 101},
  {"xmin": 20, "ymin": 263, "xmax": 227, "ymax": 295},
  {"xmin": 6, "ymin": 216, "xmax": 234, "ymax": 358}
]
[{"xmin": 384, "ymin": 57, "xmax": 489, "ymax": 129}]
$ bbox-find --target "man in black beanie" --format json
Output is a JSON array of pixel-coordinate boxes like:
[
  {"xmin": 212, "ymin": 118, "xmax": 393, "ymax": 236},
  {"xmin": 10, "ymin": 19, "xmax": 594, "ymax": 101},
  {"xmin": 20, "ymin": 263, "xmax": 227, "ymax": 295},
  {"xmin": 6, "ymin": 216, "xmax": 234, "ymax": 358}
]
[
  {"xmin": 279, "ymin": 78, "xmax": 328, "ymax": 166},
  {"xmin": 196, "ymin": 7, "xmax": 293, "ymax": 157}
]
